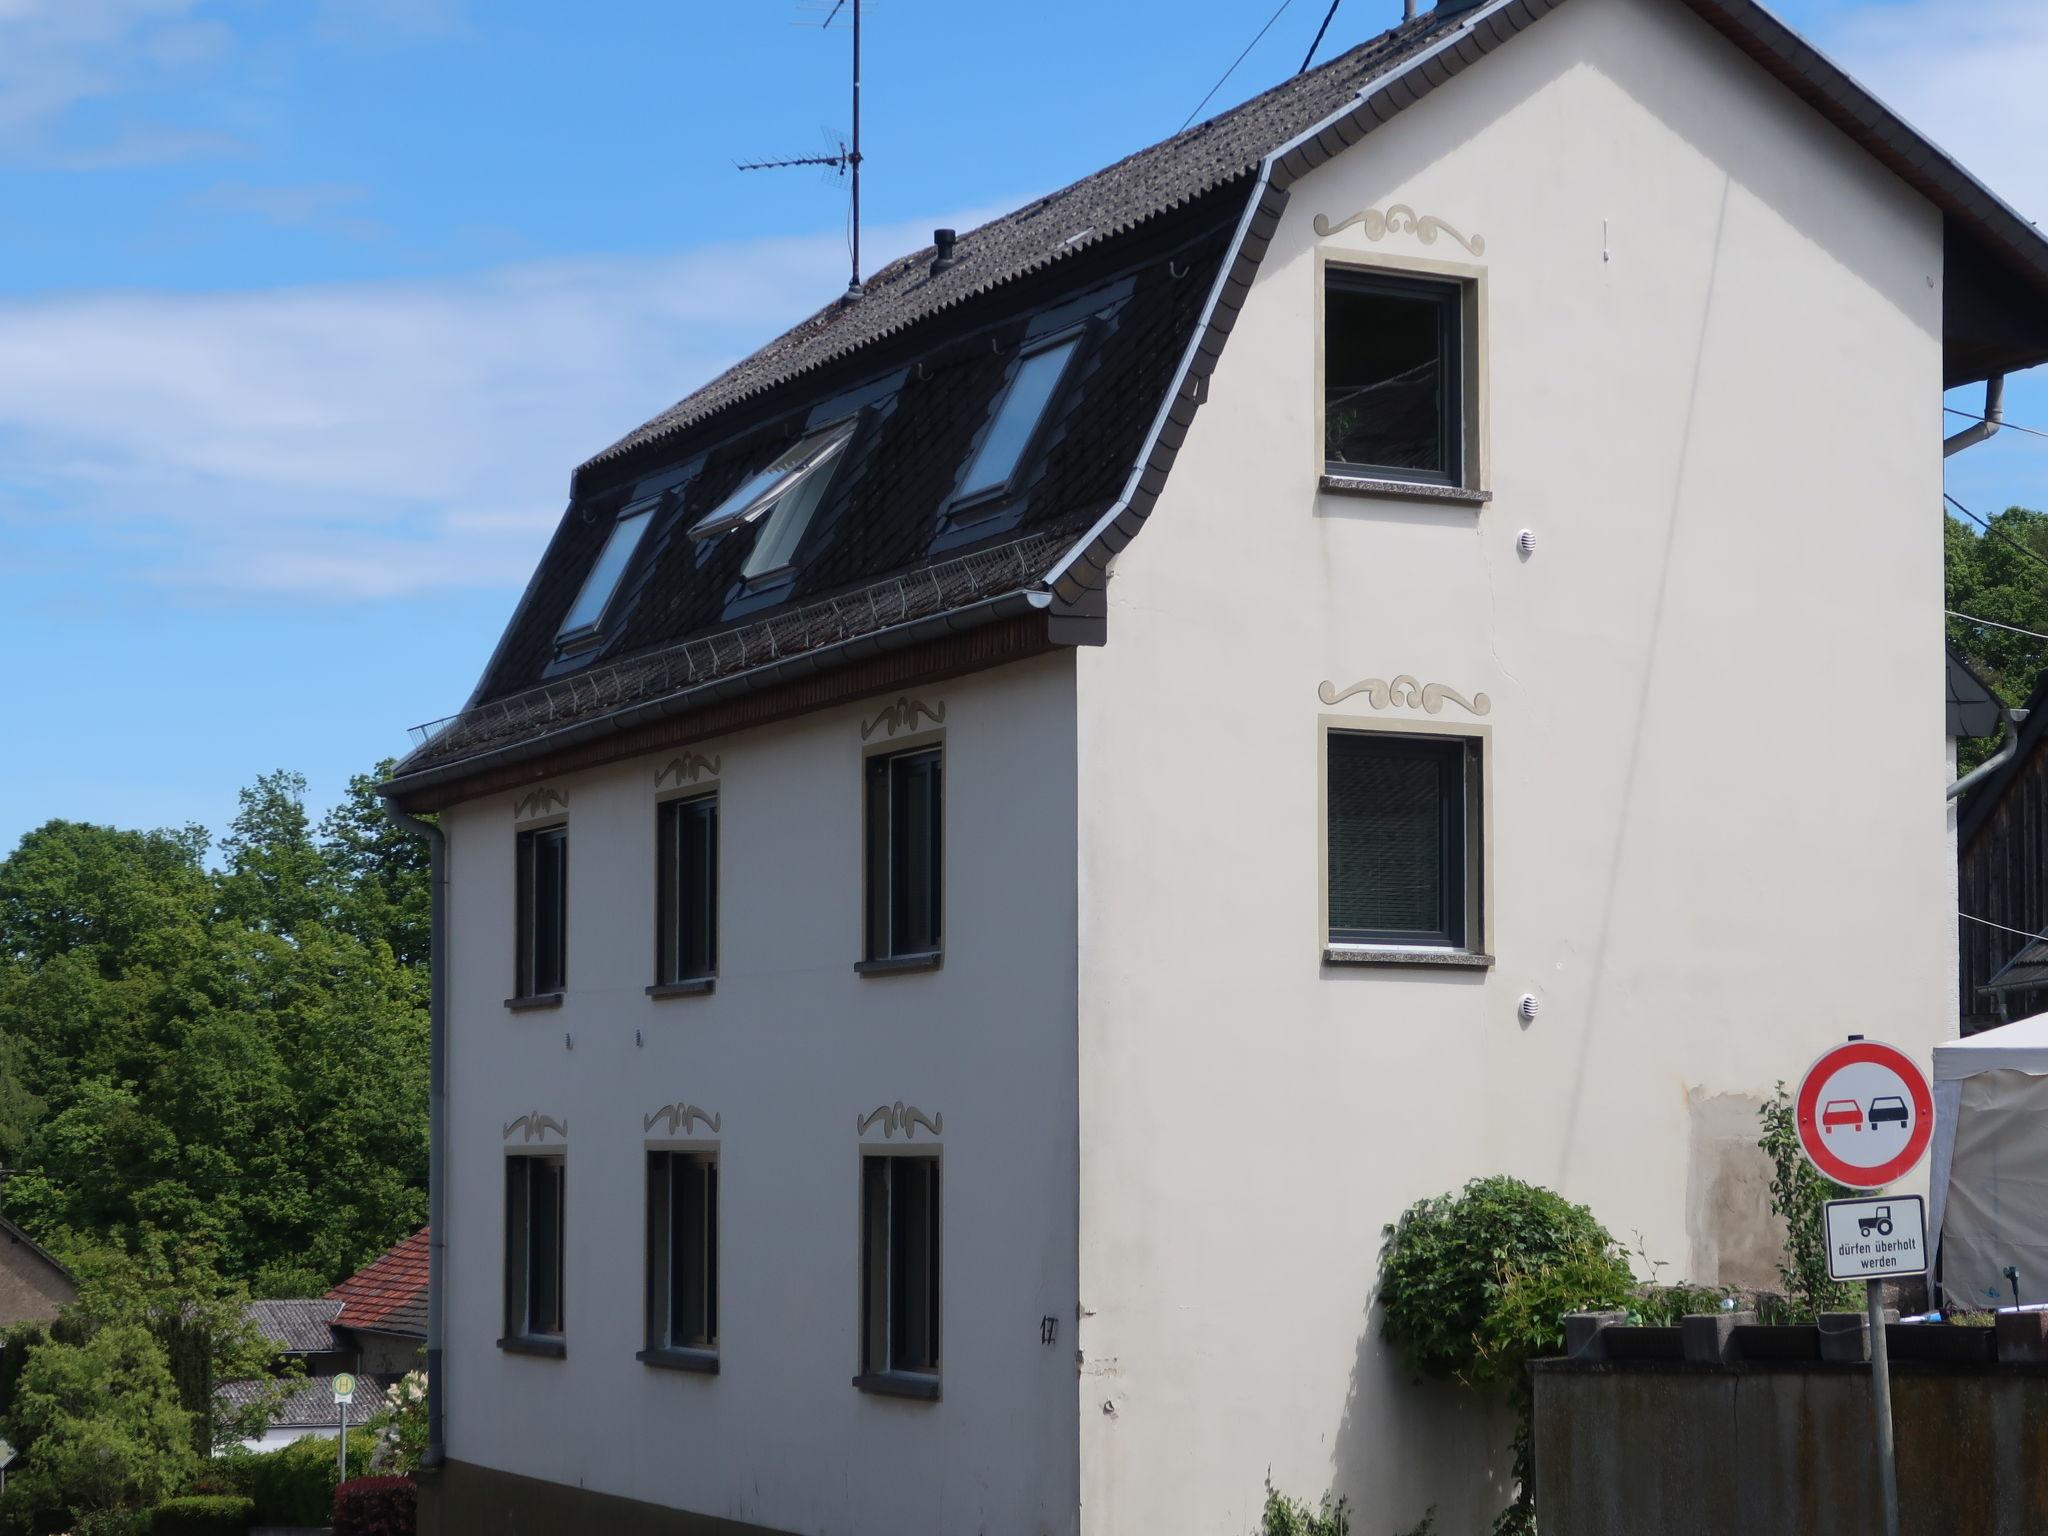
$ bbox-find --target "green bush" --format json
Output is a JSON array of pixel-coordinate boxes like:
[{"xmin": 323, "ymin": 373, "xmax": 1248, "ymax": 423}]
[
  {"xmin": 1379, "ymin": 1176, "xmax": 1632, "ymax": 1386},
  {"xmin": 149, "ymin": 1495, "xmax": 253, "ymax": 1535},
  {"xmin": 1379, "ymin": 1176, "xmax": 1634, "ymax": 1536},
  {"xmin": 72, "ymin": 1513, "xmax": 148, "ymax": 1536},
  {"xmin": 1257, "ymin": 1479, "xmax": 1348, "ymax": 1536},
  {"xmin": 214, "ymin": 1434, "xmax": 369, "ymax": 1526},
  {"xmin": 1758, "ymin": 1084, "xmax": 1860, "ymax": 1318}
]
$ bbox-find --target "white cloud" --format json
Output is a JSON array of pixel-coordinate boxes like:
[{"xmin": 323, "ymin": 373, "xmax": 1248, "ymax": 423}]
[
  {"xmin": 0, "ymin": 212, "xmax": 997, "ymax": 599},
  {"xmin": 0, "ymin": 0, "xmax": 208, "ymax": 143},
  {"xmin": 1823, "ymin": 0, "xmax": 2048, "ymax": 226}
]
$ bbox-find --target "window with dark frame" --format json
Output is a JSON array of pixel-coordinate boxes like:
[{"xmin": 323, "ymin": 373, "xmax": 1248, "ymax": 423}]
[
  {"xmin": 945, "ymin": 333, "xmax": 1081, "ymax": 517},
  {"xmin": 859, "ymin": 1154, "xmax": 940, "ymax": 1383},
  {"xmin": 864, "ymin": 746, "xmax": 942, "ymax": 962},
  {"xmin": 1327, "ymin": 731, "xmax": 1480, "ymax": 949},
  {"xmin": 645, "ymin": 1151, "xmax": 718, "ymax": 1356},
  {"xmin": 1324, "ymin": 269, "xmax": 1463, "ymax": 485},
  {"xmin": 504, "ymin": 1154, "xmax": 565, "ymax": 1342},
  {"xmin": 516, "ymin": 825, "xmax": 567, "ymax": 997},
  {"xmin": 556, "ymin": 500, "xmax": 658, "ymax": 652},
  {"xmin": 656, "ymin": 795, "xmax": 718, "ymax": 985}
]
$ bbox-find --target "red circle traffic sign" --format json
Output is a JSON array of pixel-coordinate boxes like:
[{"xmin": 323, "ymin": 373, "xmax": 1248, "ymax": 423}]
[{"xmin": 1795, "ymin": 1039, "xmax": 1934, "ymax": 1190}]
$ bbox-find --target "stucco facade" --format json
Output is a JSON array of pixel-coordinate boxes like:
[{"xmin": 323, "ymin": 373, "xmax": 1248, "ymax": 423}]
[
  {"xmin": 1072, "ymin": 0, "xmax": 1949, "ymax": 1528},
  {"xmin": 417, "ymin": 0, "xmax": 1985, "ymax": 1532},
  {"xmin": 438, "ymin": 654, "xmax": 1080, "ymax": 1535}
]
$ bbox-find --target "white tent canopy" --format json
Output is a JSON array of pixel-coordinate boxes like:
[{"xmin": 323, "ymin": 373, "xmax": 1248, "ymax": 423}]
[{"xmin": 1929, "ymin": 1013, "xmax": 2048, "ymax": 1310}]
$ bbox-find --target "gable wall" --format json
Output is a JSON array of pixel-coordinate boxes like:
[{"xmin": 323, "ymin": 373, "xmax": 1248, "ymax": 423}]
[{"xmin": 1073, "ymin": 0, "xmax": 1948, "ymax": 1527}]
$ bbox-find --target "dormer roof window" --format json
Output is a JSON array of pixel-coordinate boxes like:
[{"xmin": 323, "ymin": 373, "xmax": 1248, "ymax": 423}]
[
  {"xmin": 689, "ymin": 420, "xmax": 856, "ymax": 554},
  {"xmin": 556, "ymin": 500, "xmax": 658, "ymax": 649},
  {"xmin": 949, "ymin": 334, "xmax": 1079, "ymax": 510}
]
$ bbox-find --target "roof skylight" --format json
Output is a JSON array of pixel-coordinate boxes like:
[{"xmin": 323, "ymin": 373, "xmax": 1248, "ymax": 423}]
[
  {"xmin": 953, "ymin": 336, "xmax": 1079, "ymax": 504},
  {"xmin": 690, "ymin": 422, "xmax": 855, "ymax": 544},
  {"xmin": 557, "ymin": 503, "xmax": 657, "ymax": 642}
]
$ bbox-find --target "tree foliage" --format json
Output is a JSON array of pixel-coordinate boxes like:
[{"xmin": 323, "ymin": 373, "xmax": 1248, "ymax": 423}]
[
  {"xmin": 1945, "ymin": 506, "xmax": 2048, "ymax": 770},
  {"xmin": 1757, "ymin": 1084, "xmax": 1860, "ymax": 1318},
  {"xmin": 0, "ymin": 764, "xmax": 428, "ymax": 1291}
]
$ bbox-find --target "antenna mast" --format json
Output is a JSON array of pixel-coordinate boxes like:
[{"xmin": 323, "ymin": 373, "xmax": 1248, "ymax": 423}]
[{"xmin": 736, "ymin": 0, "xmax": 866, "ymax": 301}]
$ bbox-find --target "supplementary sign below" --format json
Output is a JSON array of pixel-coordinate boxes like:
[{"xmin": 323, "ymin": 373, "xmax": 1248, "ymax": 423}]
[{"xmin": 1824, "ymin": 1195, "xmax": 1928, "ymax": 1282}]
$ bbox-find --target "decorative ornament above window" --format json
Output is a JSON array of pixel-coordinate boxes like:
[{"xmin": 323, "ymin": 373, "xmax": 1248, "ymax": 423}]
[
  {"xmin": 655, "ymin": 754, "xmax": 721, "ymax": 789},
  {"xmin": 512, "ymin": 787, "xmax": 568, "ymax": 822},
  {"xmin": 856, "ymin": 1101, "xmax": 944, "ymax": 1140},
  {"xmin": 861, "ymin": 696, "xmax": 945, "ymax": 740},
  {"xmin": 1313, "ymin": 205, "xmax": 1486, "ymax": 257},
  {"xmin": 644, "ymin": 1102, "xmax": 721, "ymax": 1137},
  {"xmin": 503, "ymin": 1112, "xmax": 568, "ymax": 1143},
  {"xmin": 1318, "ymin": 676, "xmax": 1492, "ymax": 716}
]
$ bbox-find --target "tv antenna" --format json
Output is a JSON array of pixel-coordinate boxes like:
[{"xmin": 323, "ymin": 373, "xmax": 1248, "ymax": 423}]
[{"xmin": 737, "ymin": 0, "xmax": 866, "ymax": 301}]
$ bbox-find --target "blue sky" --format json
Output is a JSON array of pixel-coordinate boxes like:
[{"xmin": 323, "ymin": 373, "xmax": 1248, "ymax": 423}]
[{"xmin": 3, "ymin": 0, "xmax": 2044, "ymax": 851}]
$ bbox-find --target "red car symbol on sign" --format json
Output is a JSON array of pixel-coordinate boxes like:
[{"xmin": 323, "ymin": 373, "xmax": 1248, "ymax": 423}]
[{"xmin": 1822, "ymin": 1099, "xmax": 1863, "ymax": 1133}]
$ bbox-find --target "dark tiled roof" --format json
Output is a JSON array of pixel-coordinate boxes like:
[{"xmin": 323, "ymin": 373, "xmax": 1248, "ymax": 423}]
[
  {"xmin": 585, "ymin": 10, "xmax": 1463, "ymax": 472},
  {"xmin": 245, "ymin": 1298, "xmax": 343, "ymax": 1355},
  {"xmin": 217, "ymin": 1373, "xmax": 403, "ymax": 1431},
  {"xmin": 327, "ymin": 1229, "xmax": 429, "ymax": 1339}
]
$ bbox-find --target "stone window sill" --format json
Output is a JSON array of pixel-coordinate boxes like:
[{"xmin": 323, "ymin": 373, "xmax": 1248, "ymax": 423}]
[
  {"xmin": 646, "ymin": 978, "xmax": 716, "ymax": 1000},
  {"xmin": 637, "ymin": 1347, "xmax": 719, "ymax": 1375},
  {"xmin": 504, "ymin": 992, "xmax": 564, "ymax": 1012},
  {"xmin": 854, "ymin": 953, "xmax": 943, "ymax": 977},
  {"xmin": 852, "ymin": 1371, "xmax": 941, "ymax": 1401},
  {"xmin": 1319, "ymin": 473, "xmax": 1491, "ymax": 507},
  {"xmin": 1323, "ymin": 945, "xmax": 1495, "ymax": 970},
  {"xmin": 496, "ymin": 1335, "xmax": 566, "ymax": 1359}
]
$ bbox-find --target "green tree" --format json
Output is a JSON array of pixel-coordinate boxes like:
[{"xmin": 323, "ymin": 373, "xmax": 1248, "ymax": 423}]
[
  {"xmin": 9, "ymin": 1321, "xmax": 198, "ymax": 1519},
  {"xmin": 1945, "ymin": 506, "xmax": 2048, "ymax": 770},
  {"xmin": 318, "ymin": 762, "xmax": 432, "ymax": 969}
]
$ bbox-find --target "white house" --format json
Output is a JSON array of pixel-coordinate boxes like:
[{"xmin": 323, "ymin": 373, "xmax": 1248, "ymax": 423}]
[{"xmin": 380, "ymin": 0, "xmax": 2048, "ymax": 1530}]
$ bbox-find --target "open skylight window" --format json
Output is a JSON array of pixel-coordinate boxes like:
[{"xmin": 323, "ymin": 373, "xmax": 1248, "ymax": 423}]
[
  {"xmin": 690, "ymin": 422, "xmax": 855, "ymax": 545},
  {"xmin": 557, "ymin": 502, "xmax": 657, "ymax": 644},
  {"xmin": 951, "ymin": 335, "xmax": 1079, "ymax": 507}
]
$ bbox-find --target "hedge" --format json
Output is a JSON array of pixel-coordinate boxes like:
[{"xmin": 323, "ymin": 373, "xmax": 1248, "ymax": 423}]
[
  {"xmin": 332, "ymin": 1476, "xmax": 416, "ymax": 1536},
  {"xmin": 149, "ymin": 1495, "xmax": 254, "ymax": 1536},
  {"xmin": 213, "ymin": 1433, "xmax": 371, "ymax": 1525}
]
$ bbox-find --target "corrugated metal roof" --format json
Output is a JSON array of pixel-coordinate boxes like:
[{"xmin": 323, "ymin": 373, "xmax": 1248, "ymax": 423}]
[{"xmin": 245, "ymin": 1298, "xmax": 343, "ymax": 1355}]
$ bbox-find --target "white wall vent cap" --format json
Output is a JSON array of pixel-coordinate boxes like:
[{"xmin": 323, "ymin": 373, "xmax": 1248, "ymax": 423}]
[
  {"xmin": 1516, "ymin": 529, "xmax": 1537, "ymax": 557},
  {"xmin": 1517, "ymin": 994, "xmax": 1540, "ymax": 1023}
]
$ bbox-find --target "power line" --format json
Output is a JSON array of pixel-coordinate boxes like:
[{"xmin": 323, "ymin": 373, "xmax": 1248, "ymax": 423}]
[
  {"xmin": 1948, "ymin": 610, "xmax": 2048, "ymax": 644},
  {"xmin": 1300, "ymin": 0, "xmax": 1342, "ymax": 71},
  {"xmin": 1959, "ymin": 911, "xmax": 2048, "ymax": 943},
  {"xmin": 1945, "ymin": 406, "xmax": 2048, "ymax": 445},
  {"xmin": 1946, "ymin": 492, "xmax": 2048, "ymax": 578},
  {"xmin": 1180, "ymin": 0, "xmax": 1300, "ymax": 133}
]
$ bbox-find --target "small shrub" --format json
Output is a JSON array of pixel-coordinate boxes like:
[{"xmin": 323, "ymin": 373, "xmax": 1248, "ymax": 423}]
[
  {"xmin": 1379, "ymin": 1176, "xmax": 1634, "ymax": 1536},
  {"xmin": 332, "ymin": 1475, "xmax": 416, "ymax": 1536},
  {"xmin": 1257, "ymin": 1479, "xmax": 1348, "ymax": 1536},
  {"xmin": 1758, "ymin": 1084, "xmax": 1859, "ymax": 1318},
  {"xmin": 149, "ymin": 1494, "xmax": 254, "ymax": 1535},
  {"xmin": 73, "ymin": 1512, "xmax": 148, "ymax": 1536}
]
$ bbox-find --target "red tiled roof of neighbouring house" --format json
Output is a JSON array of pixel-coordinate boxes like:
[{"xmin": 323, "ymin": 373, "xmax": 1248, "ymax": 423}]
[{"xmin": 326, "ymin": 1228, "xmax": 429, "ymax": 1339}]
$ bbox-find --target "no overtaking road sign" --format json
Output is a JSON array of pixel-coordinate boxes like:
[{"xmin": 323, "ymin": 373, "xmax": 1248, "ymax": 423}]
[{"xmin": 1794, "ymin": 1038, "xmax": 1934, "ymax": 1190}]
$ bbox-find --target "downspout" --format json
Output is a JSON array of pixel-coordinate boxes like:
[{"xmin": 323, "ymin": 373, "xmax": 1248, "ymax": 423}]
[
  {"xmin": 382, "ymin": 801, "xmax": 448, "ymax": 1469},
  {"xmin": 1943, "ymin": 374, "xmax": 2004, "ymax": 458},
  {"xmin": 1944, "ymin": 374, "xmax": 2015, "ymax": 801},
  {"xmin": 1948, "ymin": 699, "xmax": 2027, "ymax": 801}
]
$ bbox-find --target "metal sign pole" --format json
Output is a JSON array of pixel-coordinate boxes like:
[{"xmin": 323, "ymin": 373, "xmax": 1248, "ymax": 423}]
[
  {"xmin": 1867, "ymin": 1276, "xmax": 1899, "ymax": 1536},
  {"xmin": 338, "ymin": 1396, "xmax": 348, "ymax": 1484}
]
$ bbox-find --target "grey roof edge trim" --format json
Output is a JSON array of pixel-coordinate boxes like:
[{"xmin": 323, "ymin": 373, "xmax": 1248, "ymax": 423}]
[
  {"xmin": 1673, "ymin": 0, "xmax": 2048, "ymax": 289},
  {"xmin": 1959, "ymin": 665, "xmax": 2048, "ymax": 848},
  {"xmin": 380, "ymin": 588, "xmax": 1051, "ymax": 800},
  {"xmin": 1042, "ymin": 0, "xmax": 1546, "ymax": 608}
]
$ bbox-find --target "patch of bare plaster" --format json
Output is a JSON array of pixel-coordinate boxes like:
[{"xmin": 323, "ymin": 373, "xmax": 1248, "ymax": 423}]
[{"xmin": 1685, "ymin": 1088, "xmax": 1785, "ymax": 1291}]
